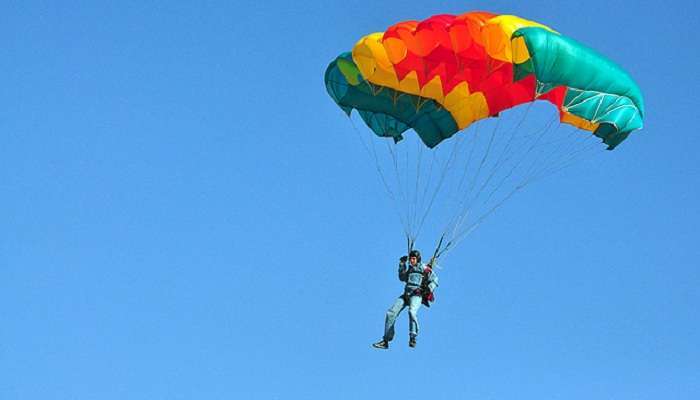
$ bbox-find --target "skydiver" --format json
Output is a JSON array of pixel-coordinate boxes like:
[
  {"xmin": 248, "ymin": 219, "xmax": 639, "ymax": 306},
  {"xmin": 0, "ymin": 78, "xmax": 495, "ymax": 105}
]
[{"xmin": 372, "ymin": 249, "xmax": 439, "ymax": 349}]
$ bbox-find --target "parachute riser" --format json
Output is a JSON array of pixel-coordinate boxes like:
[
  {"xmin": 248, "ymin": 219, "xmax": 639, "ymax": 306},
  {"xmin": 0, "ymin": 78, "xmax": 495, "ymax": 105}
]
[{"xmin": 426, "ymin": 234, "xmax": 452, "ymax": 268}]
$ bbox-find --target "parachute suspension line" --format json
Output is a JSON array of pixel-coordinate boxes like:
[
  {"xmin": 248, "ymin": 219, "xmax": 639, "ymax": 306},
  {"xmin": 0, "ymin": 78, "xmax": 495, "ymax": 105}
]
[
  {"xmin": 409, "ymin": 135, "xmax": 425, "ymax": 239},
  {"xmin": 418, "ymin": 149, "xmax": 438, "ymax": 222},
  {"xmin": 467, "ymin": 113, "xmax": 557, "ymax": 223},
  {"xmin": 388, "ymin": 142, "xmax": 418, "ymax": 244},
  {"xmin": 465, "ymin": 116, "xmax": 501, "ymax": 203},
  {"xmin": 448, "ymin": 111, "xmax": 576, "ymax": 252},
  {"xmin": 440, "ymin": 116, "xmax": 500, "ymax": 240},
  {"xmin": 403, "ymin": 135, "xmax": 412, "ymax": 232},
  {"xmin": 413, "ymin": 129, "xmax": 464, "ymax": 242},
  {"xmin": 438, "ymin": 108, "xmax": 568, "ymax": 260},
  {"xmin": 476, "ymin": 109, "xmax": 552, "ymax": 200},
  {"xmin": 438, "ymin": 109, "xmax": 524, "ymax": 257},
  {"xmin": 441, "ymin": 111, "xmax": 520, "ymax": 247},
  {"xmin": 385, "ymin": 139, "xmax": 413, "ymax": 240},
  {"xmin": 440, "ymin": 124, "xmax": 481, "ymax": 244},
  {"xmin": 550, "ymin": 134, "xmax": 601, "ymax": 176},
  {"xmin": 464, "ymin": 119, "xmax": 566, "ymax": 239},
  {"xmin": 452, "ymin": 123, "xmax": 481, "ymax": 200},
  {"xmin": 444, "ymin": 182, "xmax": 522, "ymax": 256},
  {"xmin": 348, "ymin": 117, "xmax": 412, "ymax": 240},
  {"xmin": 346, "ymin": 102, "xmax": 607, "ymax": 266},
  {"xmin": 525, "ymin": 124, "xmax": 582, "ymax": 181},
  {"xmin": 518, "ymin": 122, "xmax": 580, "ymax": 188},
  {"xmin": 440, "ymin": 134, "xmax": 468, "ymax": 213},
  {"xmin": 479, "ymin": 123, "xmax": 602, "ymax": 240},
  {"xmin": 407, "ymin": 52, "xmax": 452, "ymax": 240},
  {"xmin": 530, "ymin": 127, "xmax": 600, "ymax": 183},
  {"xmin": 429, "ymin": 232, "xmax": 459, "ymax": 266},
  {"xmin": 478, "ymin": 109, "xmax": 556, "ymax": 208},
  {"xmin": 385, "ymin": 140, "xmax": 406, "ymax": 205},
  {"xmin": 434, "ymin": 120, "xmax": 489, "ymax": 256},
  {"xmin": 431, "ymin": 132, "xmax": 468, "ymax": 207},
  {"xmin": 463, "ymin": 104, "xmax": 534, "ymax": 215},
  {"xmin": 408, "ymin": 132, "xmax": 467, "ymax": 263},
  {"xmin": 413, "ymin": 146, "xmax": 439, "ymax": 242},
  {"xmin": 484, "ymin": 104, "xmax": 533, "ymax": 170},
  {"xmin": 550, "ymin": 126, "xmax": 600, "ymax": 169},
  {"xmin": 428, "ymin": 234, "xmax": 445, "ymax": 266}
]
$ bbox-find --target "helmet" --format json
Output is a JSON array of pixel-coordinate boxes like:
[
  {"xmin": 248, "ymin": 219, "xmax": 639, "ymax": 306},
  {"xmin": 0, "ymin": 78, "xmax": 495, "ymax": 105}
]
[{"xmin": 409, "ymin": 250, "xmax": 421, "ymax": 263}]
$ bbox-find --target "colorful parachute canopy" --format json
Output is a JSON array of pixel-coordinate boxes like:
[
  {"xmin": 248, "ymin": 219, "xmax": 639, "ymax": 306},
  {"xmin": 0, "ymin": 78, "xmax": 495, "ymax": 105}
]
[{"xmin": 325, "ymin": 12, "xmax": 644, "ymax": 149}]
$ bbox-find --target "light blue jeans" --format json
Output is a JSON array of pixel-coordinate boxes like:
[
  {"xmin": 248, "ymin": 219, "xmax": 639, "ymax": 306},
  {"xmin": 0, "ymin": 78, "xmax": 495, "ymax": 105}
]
[{"xmin": 383, "ymin": 295, "xmax": 422, "ymax": 341}]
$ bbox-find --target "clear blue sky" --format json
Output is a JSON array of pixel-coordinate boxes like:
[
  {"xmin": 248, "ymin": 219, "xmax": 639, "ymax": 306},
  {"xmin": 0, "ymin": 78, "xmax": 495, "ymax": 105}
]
[{"xmin": 2, "ymin": 1, "xmax": 699, "ymax": 399}]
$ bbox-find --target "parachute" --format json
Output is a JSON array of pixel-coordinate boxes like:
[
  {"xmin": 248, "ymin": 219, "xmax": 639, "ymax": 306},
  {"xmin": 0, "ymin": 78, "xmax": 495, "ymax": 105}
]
[{"xmin": 325, "ymin": 11, "xmax": 644, "ymax": 260}]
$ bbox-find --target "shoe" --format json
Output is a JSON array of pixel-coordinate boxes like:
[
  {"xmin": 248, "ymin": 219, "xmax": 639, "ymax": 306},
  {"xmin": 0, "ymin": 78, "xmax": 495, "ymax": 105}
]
[
  {"xmin": 409, "ymin": 337, "xmax": 416, "ymax": 348},
  {"xmin": 372, "ymin": 339, "xmax": 389, "ymax": 349}
]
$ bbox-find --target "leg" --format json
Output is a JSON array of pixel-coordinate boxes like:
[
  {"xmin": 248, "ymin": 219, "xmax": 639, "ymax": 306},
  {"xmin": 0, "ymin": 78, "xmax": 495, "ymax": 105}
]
[
  {"xmin": 407, "ymin": 295, "xmax": 422, "ymax": 339},
  {"xmin": 383, "ymin": 296, "xmax": 407, "ymax": 342}
]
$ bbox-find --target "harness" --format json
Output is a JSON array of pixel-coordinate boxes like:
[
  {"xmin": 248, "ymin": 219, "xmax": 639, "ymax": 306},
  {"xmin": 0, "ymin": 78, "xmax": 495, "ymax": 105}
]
[
  {"xmin": 420, "ymin": 265, "xmax": 435, "ymax": 307},
  {"xmin": 403, "ymin": 263, "xmax": 436, "ymax": 307}
]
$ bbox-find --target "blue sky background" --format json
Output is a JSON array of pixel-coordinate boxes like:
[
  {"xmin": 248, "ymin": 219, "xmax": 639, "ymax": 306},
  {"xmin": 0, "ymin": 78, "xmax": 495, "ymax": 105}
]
[{"xmin": 2, "ymin": 1, "xmax": 699, "ymax": 399}]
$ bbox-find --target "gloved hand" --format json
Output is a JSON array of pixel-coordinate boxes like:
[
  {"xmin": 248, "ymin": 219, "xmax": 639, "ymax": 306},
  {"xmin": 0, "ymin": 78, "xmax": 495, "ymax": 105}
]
[{"xmin": 400, "ymin": 256, "xmax": 408, "ymax": 263}]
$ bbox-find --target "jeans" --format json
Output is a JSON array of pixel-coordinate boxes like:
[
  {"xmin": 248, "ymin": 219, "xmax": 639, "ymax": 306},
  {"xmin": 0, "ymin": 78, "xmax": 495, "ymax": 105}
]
[{"xmin": 383, "ymin": 294, "xmax": 422, "ymax": 341}]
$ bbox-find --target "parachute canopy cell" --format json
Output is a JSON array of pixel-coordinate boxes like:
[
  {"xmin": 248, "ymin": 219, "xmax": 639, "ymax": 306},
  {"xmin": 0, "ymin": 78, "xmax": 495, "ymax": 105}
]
[{"xmin": 324, "ymin": 11, "xmax": 644, "ymax": 149}]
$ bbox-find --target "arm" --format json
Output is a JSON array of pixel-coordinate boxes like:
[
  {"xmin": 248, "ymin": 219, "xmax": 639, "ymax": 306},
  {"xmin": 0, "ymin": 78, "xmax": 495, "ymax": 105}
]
[
  {"xmin": 425, "ymin": 267, "xmax": 439, "ymax": 292},
  {"xmin": 398, "ymin": 257, "xmax": 408, "ymax": 282},
  {"xmin": 427, "ymin": 272, "xmax": 439, "ymax": 292}
]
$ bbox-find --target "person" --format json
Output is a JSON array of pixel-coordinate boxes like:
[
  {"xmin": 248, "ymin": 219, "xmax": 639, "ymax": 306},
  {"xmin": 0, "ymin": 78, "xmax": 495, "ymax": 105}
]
[{"xmin": 372, "ymin": 249, "xmax": 438, "ymax": 349}]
